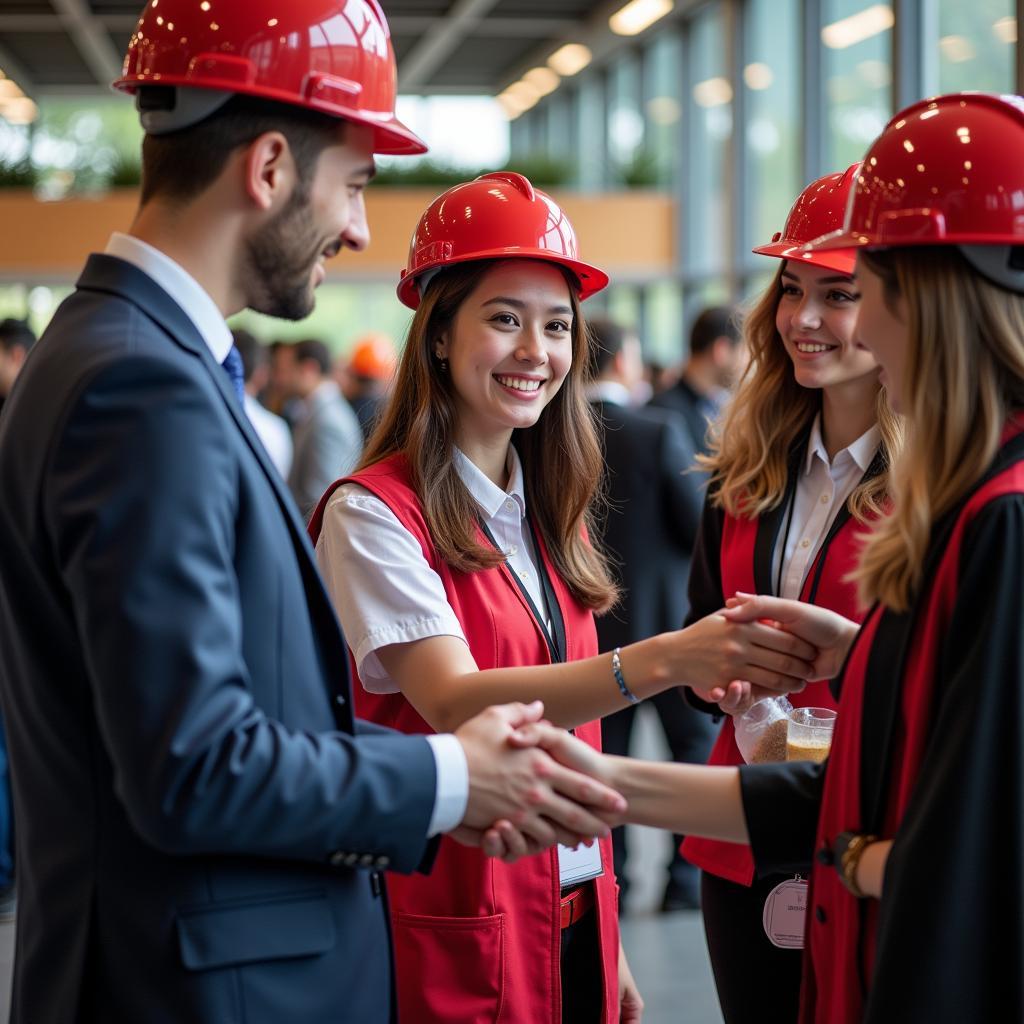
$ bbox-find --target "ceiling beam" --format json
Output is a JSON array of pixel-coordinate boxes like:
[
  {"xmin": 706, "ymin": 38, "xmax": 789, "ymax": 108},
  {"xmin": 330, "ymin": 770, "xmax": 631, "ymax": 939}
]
[
  {"xmin": 398, "ymin": 0, "xmax": 502, "ymax": 90},
  {"xmin": 0, "ymin": 42, "xmax": 36, "ymax": 97},
  {"xmin": 391, "ymin": 16, "xmax": 578, "ymax": 37},
  {"xmin": 49, "ymin": 0, "xmax": 123, "ymax": 85}
]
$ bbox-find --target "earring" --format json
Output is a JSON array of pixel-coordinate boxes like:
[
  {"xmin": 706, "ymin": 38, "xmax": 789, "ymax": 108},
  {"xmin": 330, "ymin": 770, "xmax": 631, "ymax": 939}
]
[{"xmin": 435, "ymin": 353, "xmax": 449, "ymax": 373}]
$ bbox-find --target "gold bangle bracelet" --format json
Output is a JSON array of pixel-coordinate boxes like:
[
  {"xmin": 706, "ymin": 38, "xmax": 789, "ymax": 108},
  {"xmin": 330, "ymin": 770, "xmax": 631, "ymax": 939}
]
[{"xmin": 838, "ymin": 833, "xmax": 878, "ymax": 899}]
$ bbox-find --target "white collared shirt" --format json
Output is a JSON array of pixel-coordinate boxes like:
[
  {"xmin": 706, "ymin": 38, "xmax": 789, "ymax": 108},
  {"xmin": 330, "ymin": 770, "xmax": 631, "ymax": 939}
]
[
  {"xmin": 772, "ymin": 414, "xmax": 881, "ymax": 600},
  {"xmin": 105, "ymin": 232, "xmax": 233, "ymax": 363},
  {"xmin": 316, "ymin": 444, "xmax": 550, "ymax": 693},
  {"xmin": 106, "ymin": 232, "xmax": 466, "ymax": 836}
]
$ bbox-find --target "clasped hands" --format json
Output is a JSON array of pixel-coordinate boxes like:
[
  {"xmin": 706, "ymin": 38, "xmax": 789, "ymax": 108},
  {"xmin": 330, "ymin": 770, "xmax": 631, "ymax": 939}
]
[{"xmin": 451, "ymin": 595, "xmax": 857, "ymax": 861}]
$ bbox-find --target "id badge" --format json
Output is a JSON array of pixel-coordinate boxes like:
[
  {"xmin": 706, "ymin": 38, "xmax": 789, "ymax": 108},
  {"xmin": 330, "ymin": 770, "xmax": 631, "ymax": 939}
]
[
  {"xmin": 762, "ymin": 875, "xmax": 807, "ymax": 949},
  {"xmin": 557, "ymin": 841, "xmax": 603, "ymax": 887}
]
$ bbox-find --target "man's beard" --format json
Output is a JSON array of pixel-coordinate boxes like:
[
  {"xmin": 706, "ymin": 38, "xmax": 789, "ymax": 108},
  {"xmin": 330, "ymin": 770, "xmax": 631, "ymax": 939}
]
[{"xmin": 244, "ymin": 180, "xmax": 327, "ymax": 321}]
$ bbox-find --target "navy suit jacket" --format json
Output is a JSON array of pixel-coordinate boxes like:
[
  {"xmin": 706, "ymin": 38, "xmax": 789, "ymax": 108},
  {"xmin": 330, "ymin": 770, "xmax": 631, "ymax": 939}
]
[{"xmin": 0, "ymin": 255, "xmax": 438, "ymax": 1024}]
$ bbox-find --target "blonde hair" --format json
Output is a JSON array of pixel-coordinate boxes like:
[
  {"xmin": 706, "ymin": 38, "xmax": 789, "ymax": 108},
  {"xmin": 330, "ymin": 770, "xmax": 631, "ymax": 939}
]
[
  {"xmin": 853, "ymin": 247, "xmax": 1024, "ymax": 611},
  {"xmin": 703, "ymin": 263, "xmax": 902, "ymax": 524}
]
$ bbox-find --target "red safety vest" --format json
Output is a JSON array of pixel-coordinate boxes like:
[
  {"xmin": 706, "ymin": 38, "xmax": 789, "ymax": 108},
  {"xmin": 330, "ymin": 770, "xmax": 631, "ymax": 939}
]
[
  {"xmin": 309, "ymin": 453, "xmax": 620, "ymax": 1024},
  {"xmin": 682, "ymin": 481, "xmax": 875, "ymax": 885}
]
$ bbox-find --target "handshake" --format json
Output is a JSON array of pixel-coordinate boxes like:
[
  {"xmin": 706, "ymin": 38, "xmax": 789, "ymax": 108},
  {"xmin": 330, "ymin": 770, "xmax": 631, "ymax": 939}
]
[
  {"xmin": 450, "ymin": 699, "xmax": 626, "ymax": 862},
  {"xmin": 448, "ymin": 592, "xmax": 855, "ymax": 861}
]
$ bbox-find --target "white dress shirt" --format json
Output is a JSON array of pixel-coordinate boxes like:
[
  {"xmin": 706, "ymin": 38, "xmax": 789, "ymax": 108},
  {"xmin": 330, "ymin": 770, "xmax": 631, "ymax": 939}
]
[
  {"xmin": 244, "ymin": 394, "xmax": 294, "ymax": 478},
  {"xmin": 772, "ymin": 414, "xmax": 881, "ymax": 599},
  {"xmin": 316, "ymin": 445, "xmax": 549, "ymax": 691},
  {"xmin": 104, "ymin": 233, "xmax": 464, "ymax": 836}
]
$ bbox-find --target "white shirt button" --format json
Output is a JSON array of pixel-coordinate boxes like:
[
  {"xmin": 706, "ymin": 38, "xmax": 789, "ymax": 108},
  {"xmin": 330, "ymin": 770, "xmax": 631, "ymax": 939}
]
[
  {"xmin": 801, "ymin": 538, "xmax": 811, "ymax": 549},
  {"xmin": 505, "ymin": 499, "xmax": 515, "ymax": 512},
  {"xmin": 519, "ymin": 569, "xmax": 529, "ymax": 579},
  {"xmin": 820, "ymin": 494, "xmax": 830, "ymax": 504},
  {"xmin": 508, "ymin": 545, "xmax": 518, "ymax": 555}
]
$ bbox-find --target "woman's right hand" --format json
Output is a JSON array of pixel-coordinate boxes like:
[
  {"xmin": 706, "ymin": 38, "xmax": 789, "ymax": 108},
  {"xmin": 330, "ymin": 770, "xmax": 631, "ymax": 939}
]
[
  {"xmin": 721, "ymin": 593, "xmax": 860, "ymax": 680},
  {"xmin": 656, "ymin": 608, "xmax": 819, "ymax": 700}
]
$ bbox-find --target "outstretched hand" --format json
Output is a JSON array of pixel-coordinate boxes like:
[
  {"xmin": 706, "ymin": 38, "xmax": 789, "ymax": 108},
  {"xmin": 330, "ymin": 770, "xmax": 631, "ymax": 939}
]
[{"xmin": 722, "ymin": 593, "xmax": 860, "ymax": 681}]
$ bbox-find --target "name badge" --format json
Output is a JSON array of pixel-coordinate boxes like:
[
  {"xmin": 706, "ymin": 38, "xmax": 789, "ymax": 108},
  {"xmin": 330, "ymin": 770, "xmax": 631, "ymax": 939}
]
[
  {"xmin": 762, "ymin": 875, "xmax": 807, "ymax": 949},
  {"xmin": 557, "ymin": 840, "xmax": 603, "ymax": 887}
]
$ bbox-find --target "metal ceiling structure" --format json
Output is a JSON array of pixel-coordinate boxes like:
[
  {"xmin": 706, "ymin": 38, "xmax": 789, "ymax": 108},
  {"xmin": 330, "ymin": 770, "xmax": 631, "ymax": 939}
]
[{"xmin": 0, "ymin": 0, "xmax": 679, "ymax": 99}]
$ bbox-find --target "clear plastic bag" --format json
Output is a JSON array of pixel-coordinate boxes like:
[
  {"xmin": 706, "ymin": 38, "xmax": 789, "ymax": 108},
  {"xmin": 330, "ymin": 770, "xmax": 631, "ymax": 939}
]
[{"xmin": 734, "ymin": 696, "xmax": 794, "ymax": 764}]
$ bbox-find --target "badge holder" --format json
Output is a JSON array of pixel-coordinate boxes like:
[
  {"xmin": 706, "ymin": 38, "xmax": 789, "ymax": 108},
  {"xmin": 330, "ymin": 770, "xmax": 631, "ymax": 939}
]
[{"xmin": 762, "ymin": 874, "xmax": 807, "ymax": 949}]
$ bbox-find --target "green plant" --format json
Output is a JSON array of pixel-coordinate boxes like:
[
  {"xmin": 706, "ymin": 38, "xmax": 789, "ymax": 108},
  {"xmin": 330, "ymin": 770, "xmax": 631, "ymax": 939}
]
[
  {"xmin": 107, "ymin": 153, "xmax": 142, "ymax": 188},
  {"xmin": 0, "ymin": 160, "xmax": 36, "ymax": 189},
  {"xmin": 370, "ymin": 155, "xmax": 572, "ymax": 189},
  {"xmin": 617, "ymin": 149, "xmax": 664, "ymax": 188}
]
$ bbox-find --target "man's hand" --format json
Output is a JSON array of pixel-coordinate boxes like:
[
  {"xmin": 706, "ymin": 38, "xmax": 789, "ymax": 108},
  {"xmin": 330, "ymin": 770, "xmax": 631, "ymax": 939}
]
[
  {"xmin": 722, "ymin": 593, "xmax": 860, "ymax": 680},
  {"xmin": 454, "ymin": 702, "xmax": 626, "ymax": 853}
]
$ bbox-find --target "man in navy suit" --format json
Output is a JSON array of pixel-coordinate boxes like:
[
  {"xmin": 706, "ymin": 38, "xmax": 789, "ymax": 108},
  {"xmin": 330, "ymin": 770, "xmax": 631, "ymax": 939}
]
[{"xmin": 0, "ymin": 4, "xmax": 624, "ymax": 1022}]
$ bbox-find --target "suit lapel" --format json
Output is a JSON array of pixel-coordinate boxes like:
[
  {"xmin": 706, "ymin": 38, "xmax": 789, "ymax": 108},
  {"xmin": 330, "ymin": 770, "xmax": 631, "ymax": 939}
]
[{"xmin": 76, "ymin": 256, "xmax": 352, "ymax": 718}]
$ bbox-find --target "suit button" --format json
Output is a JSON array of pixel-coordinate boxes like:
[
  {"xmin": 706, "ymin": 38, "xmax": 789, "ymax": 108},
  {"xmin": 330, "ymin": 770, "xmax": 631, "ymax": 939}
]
[
  {"xmin": 329, "ymin": 851, "xmax": 347, "ymax": 867},
  {"xmin": 815, "ymin": 905, "xmax": 827, "ymax": 924},
  {"xmin": 359, "ymin": 853, "xmax": 375, "ymax": 868},
  {"xmin": 334, "ymin": 694, "xmax": 346, "ymax": 706},
  {"xmin": 374, "ymin": 856, "xmax": 390, "ymax": 870}
]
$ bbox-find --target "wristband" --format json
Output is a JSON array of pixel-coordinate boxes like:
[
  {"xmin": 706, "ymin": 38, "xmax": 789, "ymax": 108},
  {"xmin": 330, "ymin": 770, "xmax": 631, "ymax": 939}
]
[
  {"xmin": 833, "ymin": 831, "xmax": 878, "ymax": 899},
  {"xmin": 612, "ymin": 647, "xmax": 640, "ymax": 705}
]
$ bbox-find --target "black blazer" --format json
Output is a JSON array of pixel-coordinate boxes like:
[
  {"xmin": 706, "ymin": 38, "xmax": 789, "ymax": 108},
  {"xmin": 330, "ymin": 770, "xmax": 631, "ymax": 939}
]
[
  {"xmin": 647, "ymin": 376, "xmax": 716, "ymax": 456},
  {"xmin": 0, "ymin": 255, "xmax": 438, "ymax": 1024},
  {"xmin": 590, "ymin": 399, "xmax": 704, "ymax": 650}
]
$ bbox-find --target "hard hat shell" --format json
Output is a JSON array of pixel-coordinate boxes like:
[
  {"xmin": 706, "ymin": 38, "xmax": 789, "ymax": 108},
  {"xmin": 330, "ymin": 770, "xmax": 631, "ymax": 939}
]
[
  {"xmin": 397, "ymin": 172, "xmax": 609, "ymax": 310},
  {"xmin": 348, "ymin": 332, "xmax": 397, "ymax": 379},
  {"xmin": 752, "ymin": 164, "xmax": 860, "ymax": 275},
  {"xmin": 114, "ymin": 0, "xmax": 427, "ymax": 155},
  {"xmin": 807, "ymin": 93, "xmax": 1024, "ymax": 253}
]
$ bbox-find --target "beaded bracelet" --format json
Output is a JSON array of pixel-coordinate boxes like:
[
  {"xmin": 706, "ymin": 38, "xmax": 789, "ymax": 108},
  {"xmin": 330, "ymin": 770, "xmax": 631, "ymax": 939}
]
[{"xmin": 611, "ymin": 647, "xmax": 640, "ymax": 705}]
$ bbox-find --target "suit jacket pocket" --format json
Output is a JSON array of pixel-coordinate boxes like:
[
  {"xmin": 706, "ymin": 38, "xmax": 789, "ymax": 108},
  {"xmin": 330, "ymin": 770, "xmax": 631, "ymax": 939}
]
[
  {"xmin": 177, "ymin": 889, "xmax": 335, "ymax": 971},
  {"xmin": 394, "ymin": 911, "xmax": 505, "ymax": 1024}
]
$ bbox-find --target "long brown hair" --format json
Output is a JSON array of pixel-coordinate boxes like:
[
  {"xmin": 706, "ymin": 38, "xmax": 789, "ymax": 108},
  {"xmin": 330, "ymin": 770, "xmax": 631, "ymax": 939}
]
[
  {"xmin": 360, "ymin": 258, "xmax": 618, "ymax": 612},
  {"xmin": 702, "ymin": 263, "xmax": 902, "ymax": 523},
  {"xmin": 853, "ymin": 247, "xmax": 1024, "ymax": 611}
]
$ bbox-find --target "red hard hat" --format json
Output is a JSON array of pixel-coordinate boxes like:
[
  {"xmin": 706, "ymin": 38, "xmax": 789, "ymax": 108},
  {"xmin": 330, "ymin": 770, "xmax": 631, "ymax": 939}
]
[
  {"xmin": 752, "ymin": 165, "xmax": 860, "ymax": 275},
  {"xmin": 397, "ymin": 172, "xmax": 609, "ymax": 310},
  {"xmin": 114, "ymin": 0, "xmax": 427, "ymax": 155},
  {"xmin": 808, "ymin": 93, "xmax": 1024, "ymax": 253}
]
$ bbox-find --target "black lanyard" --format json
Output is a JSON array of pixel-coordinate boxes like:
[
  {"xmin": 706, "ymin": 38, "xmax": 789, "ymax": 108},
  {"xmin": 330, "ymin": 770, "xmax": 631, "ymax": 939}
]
[{"xmin": 478, "ymin": 515, "xmax": 567, "ymax": 665}]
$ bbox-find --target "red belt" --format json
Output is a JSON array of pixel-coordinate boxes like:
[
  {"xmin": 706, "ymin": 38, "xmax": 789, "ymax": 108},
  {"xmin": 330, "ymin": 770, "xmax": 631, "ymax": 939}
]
[{"xmin": 559, "ymin": 885, "xmax": 594, "ymax": 930}]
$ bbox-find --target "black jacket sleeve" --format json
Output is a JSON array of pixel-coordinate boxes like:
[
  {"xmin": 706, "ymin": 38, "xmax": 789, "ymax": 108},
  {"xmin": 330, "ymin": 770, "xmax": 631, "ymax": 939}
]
[{"xmin": 683, "ymin": 496, "xmax": 727, "ymax": 714}]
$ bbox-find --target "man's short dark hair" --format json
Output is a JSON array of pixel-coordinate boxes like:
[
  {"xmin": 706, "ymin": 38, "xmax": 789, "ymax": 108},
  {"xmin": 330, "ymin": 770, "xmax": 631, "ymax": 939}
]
[
  {"xmin": 689, "ymin": 306, "xmax": 741, "ymax": 356},
  {"xmin": 293, "ymin": 339, "xmax": 332, "ymax": 377},
  {"xmin": 231, "ymin": 328, "xmax": 265, "ymax": 384},
  {"xmin": 586, "ymin": 318, "xmax": 630, "ymax": 379},
  {"xmin": 139, "ymin": 91, "xmax": 345, "ymax": 206},
  {"xmin": 0, "ymin": 318, "xmax": 35, "ymax": 353}
]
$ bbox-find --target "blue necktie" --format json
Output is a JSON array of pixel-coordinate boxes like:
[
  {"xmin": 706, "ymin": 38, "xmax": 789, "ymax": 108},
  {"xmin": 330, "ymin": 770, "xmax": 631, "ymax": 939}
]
[{"xmin": 221, "ymin": 345, "xmax": 246, "ymax": 403}]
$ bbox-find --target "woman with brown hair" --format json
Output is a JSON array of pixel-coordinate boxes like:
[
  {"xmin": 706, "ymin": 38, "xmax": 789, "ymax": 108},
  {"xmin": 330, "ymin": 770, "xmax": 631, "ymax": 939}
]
[
  {"xmin": 680, "ymin": 166, "xmax": 902, "ymax": 1024},
  {"xmin": 308, "ymin": 172, "xmax": 816, "ymax": 1023},
  {"xmin": 527, "ymin": 92, "xmax": 1024, "ymax": 1024}
]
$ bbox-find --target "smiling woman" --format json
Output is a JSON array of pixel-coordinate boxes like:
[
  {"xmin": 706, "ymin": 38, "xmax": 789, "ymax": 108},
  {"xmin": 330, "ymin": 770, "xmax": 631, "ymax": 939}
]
[{"xmin": 305, "ymin": 171, "xmax": 821, "ymax": 1024}]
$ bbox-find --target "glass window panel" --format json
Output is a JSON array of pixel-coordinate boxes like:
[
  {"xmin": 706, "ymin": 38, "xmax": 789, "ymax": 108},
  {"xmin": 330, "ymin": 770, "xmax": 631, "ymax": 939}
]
[
  {"xmin": 607, "ymin": 284, "xmax": 643, "ymax": 330},
  {"xmin": 643, "ymin": 32, "xmax": 684, "ymax": 189},
  {"xmin": 607, "ymin": 51, "xmax": 644, "ymax": 184},
  {"xmin": 743, "ymin": 0, "xmax": 801, "ymax": 255},
  {"xmin": 687, "ymin": 4, "xmax": 732, "ymax": 276},
  {"xmin": 822, "ymin": 0, "xmax": 893, "ymax": 170},
  {"xmin": 577, "ymin": 72, "xmax": 609, "ymax": 191},
  {"xmin": 643, "ymin": 280, "xmax": 684, "ymax": 365},
  {"xmin": 937, "ymin": 0, "xmax": 1015, "ymax": 94}
]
